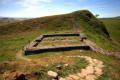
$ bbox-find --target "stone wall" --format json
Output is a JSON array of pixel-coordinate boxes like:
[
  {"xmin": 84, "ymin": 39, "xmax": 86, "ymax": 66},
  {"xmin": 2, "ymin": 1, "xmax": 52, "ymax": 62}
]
[
  {"xmin": 25, "ymin": 44, "xmax": 90, "ymax": 55},
  {"xmin": 43, "ymin": 33, "xmax": 80, "ymax": 37},
  {"xmin": 83, "ymin": 39, "xmax": 120, "ymax": 60}
]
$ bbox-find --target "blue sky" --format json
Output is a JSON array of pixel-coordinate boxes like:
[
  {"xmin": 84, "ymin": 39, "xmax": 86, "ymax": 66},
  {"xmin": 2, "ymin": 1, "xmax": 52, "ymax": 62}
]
[{"xmin": 0, "ymin": 0, "xmax": 120, "ymax": 18}]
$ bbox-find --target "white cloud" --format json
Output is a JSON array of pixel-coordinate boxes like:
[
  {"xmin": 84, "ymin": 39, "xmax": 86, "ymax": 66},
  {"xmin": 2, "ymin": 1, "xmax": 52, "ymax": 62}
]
[
  {"xmin": 12, "ymin": 7, "xmax": 70, "ymax": 18},
  {"xmin": 18, "ymin": 0, "xmax": 51, "ymax": 5},
  {"xmin": 17, "ymin": 0, "xmax": 51, "ymax": 11},
  {"xmin": 78, "ymin": 0, "xmax": 83, "ymax": 1}
]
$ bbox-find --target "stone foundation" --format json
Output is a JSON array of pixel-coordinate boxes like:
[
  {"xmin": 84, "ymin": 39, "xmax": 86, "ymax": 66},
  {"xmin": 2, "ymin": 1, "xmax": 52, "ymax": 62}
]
[{"xmin": 25, "ymin": 33, "xmax": 89, "ymax": 55}]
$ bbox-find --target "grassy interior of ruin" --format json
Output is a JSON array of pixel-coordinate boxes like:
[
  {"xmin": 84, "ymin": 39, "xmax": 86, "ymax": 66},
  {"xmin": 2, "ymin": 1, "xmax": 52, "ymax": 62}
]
[{"xmin": 37, "ymin": 36, "xmax": 82, "ymax": 48}]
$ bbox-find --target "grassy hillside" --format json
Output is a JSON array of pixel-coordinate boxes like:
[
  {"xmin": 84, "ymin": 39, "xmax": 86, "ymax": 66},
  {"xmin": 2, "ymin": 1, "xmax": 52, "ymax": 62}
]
[
  {"xmin": 0, "ymin": 13, "xmax": 76, "ymax": 61},
  {"xmin": 100, "ymin": 17, "xmax": 120, "ymax": 44},
  {"xmin": 0, "ymin": 10, "xmax": 119, "ymax": 61}
]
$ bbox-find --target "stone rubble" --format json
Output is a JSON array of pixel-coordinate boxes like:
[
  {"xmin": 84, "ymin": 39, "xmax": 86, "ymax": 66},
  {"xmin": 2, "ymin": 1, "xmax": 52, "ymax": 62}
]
[{"xmin": 47, "ymin": 71, "xmax": 58, "ymax": 78}]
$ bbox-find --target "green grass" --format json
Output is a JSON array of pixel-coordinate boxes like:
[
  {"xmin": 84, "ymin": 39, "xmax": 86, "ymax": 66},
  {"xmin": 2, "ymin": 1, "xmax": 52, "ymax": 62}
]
[
  {"xmin": 100, "ymin": 17, "xmax": 120, "ymax": 44},
  {"xmin": 0, "ymin": 31, "xmax": 42, "ymax": 61}
]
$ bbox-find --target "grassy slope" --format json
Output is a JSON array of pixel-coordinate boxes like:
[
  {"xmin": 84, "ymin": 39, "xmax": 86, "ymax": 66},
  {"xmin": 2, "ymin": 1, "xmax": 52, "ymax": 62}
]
[
  {"xmin": 100, "ymin": 17, "xmax": 120, "ymax": 44},
  {"xmin": 0, "ymin": 10, "xmax": 119, "ymax": 61}
]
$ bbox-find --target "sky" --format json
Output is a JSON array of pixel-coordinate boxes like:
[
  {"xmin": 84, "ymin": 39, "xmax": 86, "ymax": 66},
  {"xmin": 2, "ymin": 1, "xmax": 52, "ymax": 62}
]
[{"xmin": 0, "ymin": 0, "xmax": 120, "ymax": 18}]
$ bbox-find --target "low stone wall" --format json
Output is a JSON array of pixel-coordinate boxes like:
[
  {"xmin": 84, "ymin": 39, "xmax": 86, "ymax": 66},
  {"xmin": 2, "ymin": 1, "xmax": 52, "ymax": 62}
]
[
  {"xmin": 35, "ymin": 35, "xmax": 44, "ymax": 42},
  {"xmin": 25, "ymin": 33, "xmax": 88, "ymax": 55},
  {"xmin": 25, "ymin": 44, "xmax": 90, "ymax": 55},
  {"xmin": 83, "ymin": 39, "xmax": 120, "ymax": 60},
  {"xmin": 29, "ymin": 33, "xmax": 80, "ymax": 48},
  {"xmin": 43, "ymin": 33, "xmax": 80, "ymax": 37}
]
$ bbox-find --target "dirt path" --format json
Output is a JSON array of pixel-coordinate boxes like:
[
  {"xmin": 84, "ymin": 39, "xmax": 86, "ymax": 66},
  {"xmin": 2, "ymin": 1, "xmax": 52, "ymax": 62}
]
[
  {"xmin": 60, "ymin": 56, "xmax": 104, "ymax": 80},
  {"xmin": 16, "ymin": 40, "xmax": 33, "ymax": 61},
  {"xmin": 16, "ymin": 49, "xmax": 31, "ymax": 61}
]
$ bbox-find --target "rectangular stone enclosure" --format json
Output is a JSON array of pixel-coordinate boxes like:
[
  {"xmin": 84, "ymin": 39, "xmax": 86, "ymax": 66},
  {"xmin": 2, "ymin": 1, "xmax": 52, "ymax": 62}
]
[{"xmin": 25, "ymin": 33, "xmax": 90, "ymax": 55}]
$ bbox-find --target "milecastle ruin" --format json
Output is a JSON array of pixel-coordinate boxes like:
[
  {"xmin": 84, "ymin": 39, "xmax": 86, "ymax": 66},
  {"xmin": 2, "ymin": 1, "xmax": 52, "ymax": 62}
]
[{"xmin": 25, "ymin": 33, "xmax": 90, "ymax": 55}]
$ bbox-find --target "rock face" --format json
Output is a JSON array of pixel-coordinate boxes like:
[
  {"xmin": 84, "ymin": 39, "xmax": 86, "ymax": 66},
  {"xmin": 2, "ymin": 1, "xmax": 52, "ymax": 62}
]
[{"xmin": 47, "ymin": 71, "xmax": 58, "ymax": 78}]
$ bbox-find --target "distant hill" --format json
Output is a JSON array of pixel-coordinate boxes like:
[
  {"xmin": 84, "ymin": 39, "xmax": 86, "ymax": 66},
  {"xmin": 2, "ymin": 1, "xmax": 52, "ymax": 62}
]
[
  {"xmin": 100, "ymin": 16, "xmax": 120, "ymax": 44},
  {"xmin": 100, "ymin": 16, "xmax": 120, "ymax": 20},
  {"xmin": 114, "ymin": 16, "xmax": 120, "ymax": 19},
  {"xmin": 0, "ymin": 17, "xmax": 28, "ymax": 23}
]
